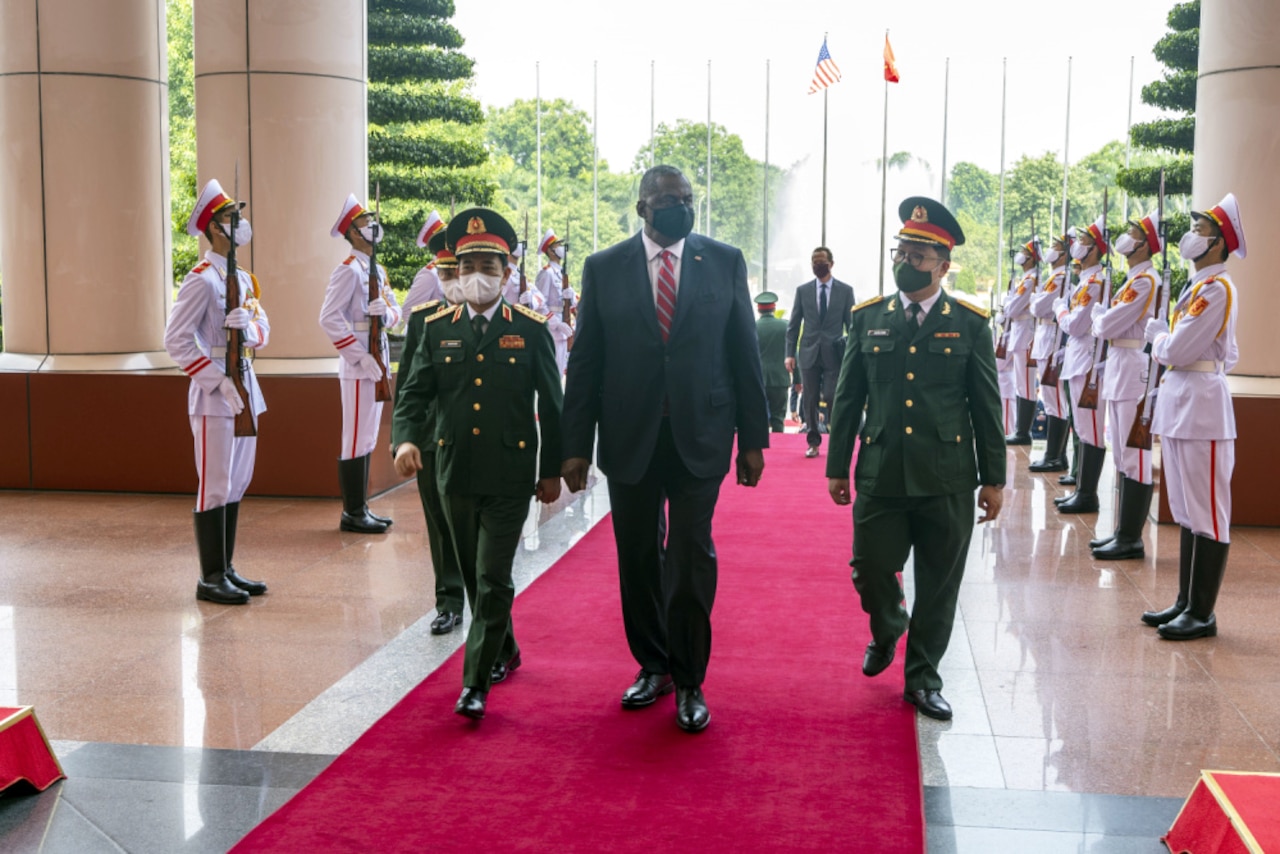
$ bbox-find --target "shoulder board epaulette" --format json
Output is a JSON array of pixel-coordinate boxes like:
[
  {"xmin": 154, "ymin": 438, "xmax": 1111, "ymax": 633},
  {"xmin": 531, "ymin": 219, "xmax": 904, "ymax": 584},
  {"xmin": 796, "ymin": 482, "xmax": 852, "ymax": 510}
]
[
  {"xmin": 956, "ymin": 299, "xmax": 989, "ymax": 318},
  {"xmin": 410, "ymin": 299, "xmax": 442, "ymax": 315},
  {"xmin": 513, "ymin": 303, "xmax": 549, "ymax": 324},
  {"xmin": 342, "ymin": 256, "xmax": 356, "ymax": 266},
  {"xmin": 192, "ymin": 261, "xmax": 211, "ymax": 273},
  {"xmin": 248, "ymin": 271, "xmax": 261, "ymax": 299},
  {"xmin": 850, "ymin": 295, "xmax": 883, "ymax": 314},
  {"xmin": 424, "ymin": 304, "xmax": 455, "ymax": 323}
]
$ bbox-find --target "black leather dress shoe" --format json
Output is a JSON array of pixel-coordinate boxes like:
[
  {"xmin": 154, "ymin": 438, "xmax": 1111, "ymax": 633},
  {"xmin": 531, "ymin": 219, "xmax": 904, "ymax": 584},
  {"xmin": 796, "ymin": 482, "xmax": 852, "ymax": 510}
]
[
  {"xmin": 620, "ymin": 670, "xmax": 675, "ymax": 709},
  {"xmin": 226, "ymin": 565, "xmax": 268, "ymax": 596},
  {"xmin": 454, "ymin": 687, "xmax": 487, "ymax": 719},
  {"xmin": 340, "ymin": 510, "xmax": 390, "ymax": 534},
  {"xmin": 675, "ymin": 687, "xmax": 710, "ymax": 733},
  {"xmin": 490, "ymin": 652, "xmax": 522, "ymax": 685},
  {"xmin": 804, "ymin": 446, "xmax": 819, "ymax": 458},
  {"xmin": 904, "ymin": 689, "xmax": 953, "ymax": 721},
  {"xmin": 430, "ymin": 611, "xmax": 461, "ymax": 634},
  {"xmin": 862, "ymin": 639, "xmax": 896, "ymax": 677}
]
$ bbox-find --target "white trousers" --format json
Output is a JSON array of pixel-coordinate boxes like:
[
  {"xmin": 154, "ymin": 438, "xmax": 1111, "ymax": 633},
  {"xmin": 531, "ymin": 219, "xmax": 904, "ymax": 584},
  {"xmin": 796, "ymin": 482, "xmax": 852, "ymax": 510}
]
[
  {"xmin": 1065, "ymin": 374, "xmax": 1106, "ymax": 448},
  {"xmin": 190, "ymin": 414, "xmax": 257, "ymax": 512},
  {"xmin": 554, "ymin": 338, "xmax": 570, "ymax": 376},
  {"xmin": 340, "ymin": 378, "xmax": 384, "ymax": 460},
  {"xmin": 1162, "ymin": 437, "xmax": 1233, "ymax": 543},
  {"xmin": 1105, "ymin": 398, "xmax": 1153, "ymax": 484},
  {"xmin": 1000, "ymin": 397, "xmax": 1015, "ymax": 436},
  {"xmin": 1013, "ymin": 352, "xmax": 1037, "ymax": 400},
  {"xmin": 1038, "ymin": 374, "xmax": 1068, "ymax": 420}
]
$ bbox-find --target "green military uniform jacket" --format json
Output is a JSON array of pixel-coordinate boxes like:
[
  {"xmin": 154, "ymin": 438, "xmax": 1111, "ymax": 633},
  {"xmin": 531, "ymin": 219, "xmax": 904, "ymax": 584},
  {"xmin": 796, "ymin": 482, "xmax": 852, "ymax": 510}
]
[
  {"xmin": 825, "ymin": 289, "xmax": 1005, "ymax": 496},
  {"xmin": 392, "ymin": 299, "xmax": 563, "ymax": 498},
  {"xmin": 755, "ymin": 313, "xmax": 790, "ymax": 387},
  {"xmin": 393, "ymin": 298, "xmax": 443, "ymax": 451}
]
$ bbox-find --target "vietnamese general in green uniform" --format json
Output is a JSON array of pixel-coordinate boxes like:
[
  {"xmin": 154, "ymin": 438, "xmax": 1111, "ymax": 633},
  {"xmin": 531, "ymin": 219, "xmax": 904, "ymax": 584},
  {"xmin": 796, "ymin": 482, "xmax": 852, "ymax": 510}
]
[
  {"xmin": 825, "ymin": 197, "xmax": 1006, "ymax": 721},
  {"xmin": 392, "ymin": 207, "xmax": 563, "ymax": 722}
]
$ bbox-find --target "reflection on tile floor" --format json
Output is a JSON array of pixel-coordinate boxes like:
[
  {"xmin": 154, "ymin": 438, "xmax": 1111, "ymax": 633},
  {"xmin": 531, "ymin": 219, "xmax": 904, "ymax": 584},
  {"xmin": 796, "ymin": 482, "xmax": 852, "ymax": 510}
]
[{"xmin": 1, "ymin": 437, "xmax": 1278, "ymax": 850}]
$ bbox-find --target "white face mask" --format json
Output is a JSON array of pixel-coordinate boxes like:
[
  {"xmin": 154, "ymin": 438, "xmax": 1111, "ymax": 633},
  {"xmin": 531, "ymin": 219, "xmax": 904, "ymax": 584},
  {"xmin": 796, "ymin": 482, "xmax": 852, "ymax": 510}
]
[
  {"xmin": 1114, "ymin": 234, "xmax": 1139, "ymax": 257},
  {"xmin": 358, "ymin": 222, "xmax": 383, "ymax": 245},
  {"xmin": 220, "ymin": 219, "xmax": 252, "ymax": 246},
  {"xmin": 553, "ymin": 246, "xmax": 566, "ymax": 260},
  {"xmin": 1178, "ymin": 231, "xmax": 1215, "ymax": 264},
  {"xmin": 459, "ymin": 271, "xmax": 502, "ymax": 305},
  {"xmin": 1069, "ymin": 242, "xmax": 1090, "ymax": 261},
  {"xmin": 441, "ymin": 275, "xmax": 463, "ymax": 305},
  {"xmin": 1045, "ymin": 248, "xmax": 1062, "ymax": 264},
  {"xmin": 1013, "ymin": 251, "xmax": 1028, "ymax": 266}
]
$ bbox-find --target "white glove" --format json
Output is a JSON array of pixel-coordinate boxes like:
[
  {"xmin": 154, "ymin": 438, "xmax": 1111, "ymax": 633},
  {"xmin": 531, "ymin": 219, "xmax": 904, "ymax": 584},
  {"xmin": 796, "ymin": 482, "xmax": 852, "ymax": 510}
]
[
  {"xmin": 224, "ymin": 307, "xmax": 251, "ymax": 330},
  {"xmin": 216, "ymin": 375, "xmax": 246, "ymax": 415},
  {"xmin": 367, "ymin": 298, "xmax": 388, "ymax": 317},
  {"xmin": 994, "ymin": 311, "xmax": 1005, "ymax": 327},
  {"xmin": 1144, "ymin": 318, "xmax": 1168, "ymax": 345},
  {"xmin": 356, "ymin": 353, "xmax": 384, "ymax": 380},
  {"xmin": 562, "ymin": 287, "xmax": 575, "ymax": 299},
  {"xmin": 519, "ymin": 290, "xmax": 535, "ymax": 306},
  {"xmin": 1090, "ymin": 304, "xmax": 1106, "ymax": 321}
]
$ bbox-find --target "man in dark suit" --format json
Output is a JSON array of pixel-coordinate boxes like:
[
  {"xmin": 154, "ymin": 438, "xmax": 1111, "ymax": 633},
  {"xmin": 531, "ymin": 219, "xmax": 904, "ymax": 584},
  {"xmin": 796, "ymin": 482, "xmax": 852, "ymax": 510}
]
[
  {"xmin": 755, "ymin": 291, "xmax": 789, "ymax": 433},
  {"xmin": 561, "ymin": 165, "xmax": 769, "ymax": 734},
  {"xmin": 826, "ymin": 197, "xmax": 1005, "ymax": 722},
  {"xmin": 786, "ymin": 247, "xmax": 855, "ymax": 457}
]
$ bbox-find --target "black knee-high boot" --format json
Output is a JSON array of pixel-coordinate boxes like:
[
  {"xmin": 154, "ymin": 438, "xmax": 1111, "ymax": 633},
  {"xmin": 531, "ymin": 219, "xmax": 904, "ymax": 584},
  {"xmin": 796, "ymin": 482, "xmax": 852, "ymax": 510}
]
[
  {"xmin": 1142, "ymin": 526, "xmax": 1194, "ymax": 627},
  {"xmin": 1056, "ymin": 443, "xmax": 1104, "ymax": 514},
  {"xmin": 1092, "ymin": 478, "xmax": 1153, "ymax": 560},
  {"xmin": 362, "ymin": 454, "xmax": 393, "ymax": 526},
  {"xmin": 1029, "ymin": 416, "xmax": 1069, "ymax": 472},
  {"xmin": 1005, "ymin": 397, "xmax": 1036, "ymax": 445},
  {"xmin": 1159, "ymin": 535, "xmax": 1228, "ymax": 640},
  {"xmin": 194, "ymin": 507, "xmax": 249, "ymax": 605},
  {"xmin": 339, "ymin": 457, "xmax": 389, "ymax": 533},
  {"xmin": 224, "ymin": 502, "xmax": 267, "ymax": 595}
]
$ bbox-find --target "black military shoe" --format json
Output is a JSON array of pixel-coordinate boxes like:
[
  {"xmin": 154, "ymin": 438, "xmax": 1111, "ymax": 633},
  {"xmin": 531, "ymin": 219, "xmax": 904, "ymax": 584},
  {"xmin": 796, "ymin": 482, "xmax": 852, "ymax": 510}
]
[
  {"xmin": 454, "ymin": 687, "xmax": 488, "ymax": 719},
  {"xmin": 676, "ymin": 687, "xmax": 710, "ymax": 733},
  {"xmin": 862, "ymin": 639, "xmax": 897, "ymax": 677},
  {"xmin": 430, "ymin": 611, "xmax": 462, "ymax": 634},
  {"xmin": 621, "ymin": 670, "xmax": 675, "ymax": 709},
  {"xmin": 904, "ymin": 689, "xmax": 953, "ymax": 721},
  {"xmin": 490, "ymin": 652, "xmax": 522, "ymax": 685}
]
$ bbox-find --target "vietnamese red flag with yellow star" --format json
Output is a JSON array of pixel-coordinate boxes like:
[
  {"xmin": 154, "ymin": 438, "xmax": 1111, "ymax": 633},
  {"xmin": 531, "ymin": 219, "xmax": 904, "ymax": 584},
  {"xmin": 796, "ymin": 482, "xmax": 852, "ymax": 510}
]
[{"xmin": 884, "ymin": 34, "xmax": 900, "ymax": 83}]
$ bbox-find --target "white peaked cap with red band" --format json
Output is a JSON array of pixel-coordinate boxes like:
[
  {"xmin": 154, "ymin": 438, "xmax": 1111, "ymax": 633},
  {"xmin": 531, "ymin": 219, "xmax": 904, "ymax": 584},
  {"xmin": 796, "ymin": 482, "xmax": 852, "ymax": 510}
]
[
  {"xmin": 1080, "ymin": 215, "xmax": 1109, "ymax": 255},
  {"xmin": 1134, "ymin": 212, "xmax": 1161, "ymax": 255},
  {"xmin": 511, "ymin": 242, "xmax": 524, "ymax": 258},
  {"xmin": 416, "ymin": 210, "xmax": 444, "ymax": 248},
  {"xmin": 187, "ymin": 179, "xmax": 243, "ymax": 237},
  {"xmin": 539, "ymin": 228, "xmax": 561, "ymax": 255},
  {"xmin": 1195, "ymin": 192, "xmax": 1246, "ymax": 259},
  {"xmin": 331, "ymin": 193, "xmax": 368, "ymax": 238}
]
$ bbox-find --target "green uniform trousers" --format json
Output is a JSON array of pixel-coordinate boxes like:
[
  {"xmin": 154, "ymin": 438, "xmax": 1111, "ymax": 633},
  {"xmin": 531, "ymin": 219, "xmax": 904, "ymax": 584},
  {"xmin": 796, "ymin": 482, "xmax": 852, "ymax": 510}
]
[
  {"xmin": 765, "ymin": 386, "xmax": 788, "ymax": 433},
  {"xmin": 415, "ymin": 451, "xmax": 464, "ymax": 615},
  {"xmin": 852, "ymin": 490, "xmax": 974, "ymax": 691},
  {"xmin": 441, "ymin": 492, "xmax": 526, "ymax": 691}
]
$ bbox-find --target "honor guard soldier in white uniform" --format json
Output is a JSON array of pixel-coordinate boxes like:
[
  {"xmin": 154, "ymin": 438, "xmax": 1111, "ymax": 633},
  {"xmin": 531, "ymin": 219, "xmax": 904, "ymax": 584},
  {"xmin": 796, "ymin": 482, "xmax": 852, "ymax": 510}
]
[
  {"xmin": 1089, "ymin": 213, "xmax": 1161, "ymax": 559},
  {"xmin": 1002, "ymin": 239, "xmax": 1040, "ymax": 445},
  {"xmin": 1029, "ymin": 234, "xmax": 1071, "ymax": 472},
  {"xmin": 994, "ymin": 279, "xmax": 1018, "ymax": 436},
  {"xmin": 164, "ymin": 179, "xmax": 270, "ymax": 605},
  {"xmin": 535, "ymin": 228, "xmax": 577, "ymax": 375},
  {"xmin": 1142, "ymin": 194, "xmax": 1244, "ymax": 640},
  {"xmin": 501, "ymin": 242, "xmax": 548, "ymax": 311},
  {"xmin": 1052, "ymin": 217, "xmax": 1109, "ymax": 513},
  {"xmin": 320, "ymin": 193, "xmax": 403, "ymax": 533},
  {"xmin": 403, "ymin": 210, "xmax": 446, "ymax": 311}
]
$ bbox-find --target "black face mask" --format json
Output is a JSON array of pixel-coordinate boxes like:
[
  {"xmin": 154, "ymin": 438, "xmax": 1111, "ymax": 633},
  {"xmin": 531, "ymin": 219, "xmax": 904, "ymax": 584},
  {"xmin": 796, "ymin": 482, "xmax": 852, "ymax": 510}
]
[
  {"xmin": 812, "ymin": 263, "xmax": 831, "ymax": 279},
  {"xmin": 650, "ymin": 203, "xmax": 696, "ymax": 241},
  {"xmin": 894, "ymin": 262, "xmax": 935, "ymax": 293}
]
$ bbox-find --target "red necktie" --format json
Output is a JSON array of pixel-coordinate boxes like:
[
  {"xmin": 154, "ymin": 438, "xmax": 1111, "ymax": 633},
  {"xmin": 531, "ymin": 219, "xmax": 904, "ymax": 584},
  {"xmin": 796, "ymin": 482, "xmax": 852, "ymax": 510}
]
[{"xmin": 656, "ymin": 250, "xmax": 677, "ymax": 342}]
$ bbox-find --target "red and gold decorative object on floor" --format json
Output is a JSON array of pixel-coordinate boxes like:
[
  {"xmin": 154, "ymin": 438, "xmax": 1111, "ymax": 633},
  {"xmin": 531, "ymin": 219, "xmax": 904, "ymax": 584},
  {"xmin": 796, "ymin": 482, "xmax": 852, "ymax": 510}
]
[{"xmin": 0, "ymin": 706, "xmax": 65, "ymax": 793}]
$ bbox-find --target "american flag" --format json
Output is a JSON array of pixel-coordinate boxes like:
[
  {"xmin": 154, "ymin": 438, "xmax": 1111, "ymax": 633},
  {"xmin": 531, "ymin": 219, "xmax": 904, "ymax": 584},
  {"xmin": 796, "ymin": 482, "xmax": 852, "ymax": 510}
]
[{"xmin": 807, "ymin": 39, "xmax": 842, "ymax": 94}]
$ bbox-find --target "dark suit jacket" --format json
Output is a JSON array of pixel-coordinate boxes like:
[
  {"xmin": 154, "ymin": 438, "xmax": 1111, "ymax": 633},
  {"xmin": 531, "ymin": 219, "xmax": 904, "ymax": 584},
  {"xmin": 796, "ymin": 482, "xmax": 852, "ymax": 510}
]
[
  {"xmin": 786, "ymin": 278, "xmax": 855, "ymax": 371},
  {"xmin": 561, "ymin": 231, "xmax": 770, "ymax": 485}
]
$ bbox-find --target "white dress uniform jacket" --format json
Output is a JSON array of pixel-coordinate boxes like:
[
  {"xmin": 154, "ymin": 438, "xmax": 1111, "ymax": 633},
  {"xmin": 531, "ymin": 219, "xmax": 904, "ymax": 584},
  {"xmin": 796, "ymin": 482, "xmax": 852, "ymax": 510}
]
[
  {"xmin": 319, "ymin": 249, "xmax": 404, "ymax": 378},
  {"xmin": 1095, "ymin": 260, "xmax": 1158, "ymax": 402},
  {"xmin": 405, "ymin": 264, "xmax": 445, "ymax": 313},
  {"xmin": 1058, "ymin": 265, "xmax": 1105, "ymax": 380},
  {"xmin": 1030, "ymin": 267, "xmax": 1066, "ymax": 362}
]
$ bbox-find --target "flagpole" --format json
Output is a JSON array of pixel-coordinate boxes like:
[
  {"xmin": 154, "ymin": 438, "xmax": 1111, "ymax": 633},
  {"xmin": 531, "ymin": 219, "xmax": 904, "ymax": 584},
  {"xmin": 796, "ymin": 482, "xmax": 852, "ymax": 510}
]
[
  {"xmin": 536, "ymin": 61, "xmax": 542, "ymax": 240},
  {"xmin": 706, "ymin": 59, "xmax": 713, "ymax": 239},
  {"xmin": 995, "ymin": 57, "xmax": 1007, "ymax": 305},
  {"xmin": 1062, "ymin": 57, "xmax": 1073, "ymax": 235},
  {"xmin": 763, "ymin": 58, "xmax": 771, "ymax": 294},
  {"xmin": 593, "ymin": 59, "xmax": 599, "ymax": 252},
  {"xmin": 649, "ymin": 59, "xmax": 655, "ymax": 168},
  {"xmin": 821, "ymin": 31, "xmax": 829, "ymax": 246},
  {"xmin": 1123, "ymin": 54, "xmax": 1134, "ymax": 221},
  {"xmin": 877, "ymin": 30, "xmax": 890, "ymax": 297},
  {"xmin": 940, "ymin": 57, "xmax": 950, "ymax": 205}
]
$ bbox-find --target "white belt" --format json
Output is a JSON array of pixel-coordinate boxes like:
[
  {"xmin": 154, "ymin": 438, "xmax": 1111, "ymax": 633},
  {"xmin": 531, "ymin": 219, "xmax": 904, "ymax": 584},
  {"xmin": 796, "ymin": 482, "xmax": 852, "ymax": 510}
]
[
  {"xmin": 1110, "ymin": 339, "xmax": 1144, "ymax": 349},
  {"xmin": 352, "ymin": 321, "xmax": 370, "ymax": 331},
  {"xmin": 1174, "ymin": 360, "xmax": 1224, "ymax": 373}
]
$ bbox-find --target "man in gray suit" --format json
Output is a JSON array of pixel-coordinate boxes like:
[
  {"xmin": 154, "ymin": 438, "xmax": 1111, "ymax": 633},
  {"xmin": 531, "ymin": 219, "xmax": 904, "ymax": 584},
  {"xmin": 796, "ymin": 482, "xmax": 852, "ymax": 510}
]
[{"xmin": 786, "ymin": 247, "xmax": 855, "ymax": 457}]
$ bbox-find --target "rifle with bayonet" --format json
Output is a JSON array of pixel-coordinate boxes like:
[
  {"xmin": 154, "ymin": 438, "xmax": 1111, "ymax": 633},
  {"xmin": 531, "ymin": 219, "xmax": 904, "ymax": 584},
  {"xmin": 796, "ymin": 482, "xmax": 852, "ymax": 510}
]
[
  {"xmin": 225, "ymin": 163, "xmax": 256, "ymax": 438},
  {"xmin": 519, "ymin": 212, "xmax": 529, "ymax": 295},
  {"xmin": 1127, "ymin": 168, "xmax": 1169, "ymax": 450},
  {"xmin": 1076, "ymin": 187, "xmax": 1113, "ymax": 410},
  {"xmin": 994, "ymin": 219, "xmax": 1015, "ymax": 359},
  {"xmin": 562, "ymin": 221, "xmax": 574, "ymax": 352},
  {"xmin": 367, "ymin": 183, "xmax": 392, "ymax": 403},
  {"xmin": 1026, "ymin": 213, "xmax": 1040, "ymax": 368},
  {"xmin": 1040, "ymin": 201, "xmax": 1072, "ymax": 388}
]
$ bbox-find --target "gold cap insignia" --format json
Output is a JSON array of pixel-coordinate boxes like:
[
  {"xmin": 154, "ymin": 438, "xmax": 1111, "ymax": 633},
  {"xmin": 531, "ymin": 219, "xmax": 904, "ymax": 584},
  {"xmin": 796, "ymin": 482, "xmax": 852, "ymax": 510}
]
[
  {"xmin": 911, "ymin": 206, "xmax": 929, "ymax": 224},
  {"xmin": 467, "ymin": 216, "xmax": 485, "ymax": 235}
]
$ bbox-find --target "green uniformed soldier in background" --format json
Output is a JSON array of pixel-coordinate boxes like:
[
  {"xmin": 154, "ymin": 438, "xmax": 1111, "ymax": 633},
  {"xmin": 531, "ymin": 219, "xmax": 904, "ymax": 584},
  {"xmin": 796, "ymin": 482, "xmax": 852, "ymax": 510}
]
[
  {"xmin": 392, "ymin": 207, "xmax": 563, "ymax": 721},
  {"xmin": 395, "ymin": 227, "xmax": 466, "ymax": 636},
  {"xmin": 755, "ymin": 292, "xmax": 790, "ymax": 433},
  {"xmin": 826, "ymin": 197, "xmax": 1006, "ymax": 722}
]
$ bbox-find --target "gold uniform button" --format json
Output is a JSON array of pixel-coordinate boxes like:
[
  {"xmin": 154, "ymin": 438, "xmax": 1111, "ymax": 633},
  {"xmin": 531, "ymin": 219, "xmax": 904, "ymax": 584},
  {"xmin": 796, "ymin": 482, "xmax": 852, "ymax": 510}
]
[
  {"xmin": 473, "ymin": 403, "xmax": 481, "ymax": 411},
  {"xmin": 509, "ymin": 357, "xmax": 516, "ymax": 364},
  {"xmin": 444, "ymin": 356, "xmax": 451, "ymax": 363},
  {"xmin": 477, "ymin": 354, "xmax": 485, "ymax": 362},
  {"xmin": 906, "ymin": 372, "xmax": 915, "ymax": 381},
  {"xmin": 474, "ymin": 378, "xmax": 482, "ymax": 386},
  {"xmin": 472, "ymin": 427, "xmax": 481, "ymax": 436},
  {"xmin": 905, "ymin": 400, "xmax": 913, "ymax": 407},
  {"xmin": 873, "ymin": 346, "xmax": 880, "ymax": 353},
  {"xmin": 944, "ymin": 347, "xmax": 952, "ymax": 355},
  {"xmin": 909, "ymin": 346, "xmax": 917, "ymax": 354},
  {"xmin": 438, "ymin": 439, "xmax": 445, "ymax": 447},
  {"xmin": 905, "ymin": 426, "xmax": 913, "ymax": 435},
  {"xmin": 518, "ymin": 440, "xmax": 527, "ymax": 449},
  {"xmin": 956, "ymin": 435, "xmax": 962, "ymax": 443}
]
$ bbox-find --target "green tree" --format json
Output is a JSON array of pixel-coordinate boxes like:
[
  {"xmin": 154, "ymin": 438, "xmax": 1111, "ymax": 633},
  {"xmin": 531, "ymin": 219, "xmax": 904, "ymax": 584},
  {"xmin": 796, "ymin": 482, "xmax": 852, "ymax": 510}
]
[
  {"xmin": 168, "ymin": 0, "xmax": 198, "ymax": 285},
  {"xmin": 1118, "ymin": 0, "xmax": 1198, "ymax": 196},
  {"xmin": 368, "ymin": 0, "xmax": 496, "ymax": 290}
]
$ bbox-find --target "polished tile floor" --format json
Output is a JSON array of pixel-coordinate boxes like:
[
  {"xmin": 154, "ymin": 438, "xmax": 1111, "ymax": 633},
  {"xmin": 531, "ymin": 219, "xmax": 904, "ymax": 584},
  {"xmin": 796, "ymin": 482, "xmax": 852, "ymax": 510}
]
[{"xmin": 0, "ymin": 437, "xmax": 1276, "ymax": 852}]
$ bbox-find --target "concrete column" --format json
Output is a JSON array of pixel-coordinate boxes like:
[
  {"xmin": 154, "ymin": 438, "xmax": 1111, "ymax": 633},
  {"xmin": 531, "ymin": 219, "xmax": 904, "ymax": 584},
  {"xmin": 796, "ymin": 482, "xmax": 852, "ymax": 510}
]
[
  {"xmin": 1192, "ymin": 0, "xmax": 1280, "ymax": 525},
  {"xmin": 0, "ymin": 0, "xmax": 170, "ymax": 363},
  {"xmin": 193, "ymin": 0, "xmax": 367, "ymax": 362}
]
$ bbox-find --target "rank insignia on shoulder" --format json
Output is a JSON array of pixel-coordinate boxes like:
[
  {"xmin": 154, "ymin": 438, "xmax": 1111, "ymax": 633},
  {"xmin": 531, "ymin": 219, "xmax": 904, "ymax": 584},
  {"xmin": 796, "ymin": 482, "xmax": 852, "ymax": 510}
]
[
  {"xmin": 192, "ymin": 261, "xmax": 211, "ymax": 273},
  {"xmin": 424, "ymin": 304, "xmax": 455, "ymax": 323},
  {"xmin": 956, "ymin": 299, "xmax": 989, "ymax": 318},
  {"xmin": 410, "ymin": 299, "xmax": 442, "ymax": 314},
  {"xmin": 866, "ymin": 329, "xmax": 891, "ymax": 337},
  {"xmin": 499, "ymin": 335, "xmax": 525, "ymax": 349},
  {"xmin": 934, "ymin": 331, "xmax": 961, "ymax": 338},
  {"xmin": 513, "ymin": 303, "xmax": 548, "ymax": 323},
  {"xmin": 439, "ymin": 339, "xmax": 463, "ymax": 348},
  {"xmin": 342, "ymin": 256, "xmax": 356, "ymax": 266},
  {"xmin": 851, "ymin": 295, "xmax": 884, "ymax": 314},
  {"xmin": 451, "ymin": 305, "xmax": 466, "ymax": 322}
]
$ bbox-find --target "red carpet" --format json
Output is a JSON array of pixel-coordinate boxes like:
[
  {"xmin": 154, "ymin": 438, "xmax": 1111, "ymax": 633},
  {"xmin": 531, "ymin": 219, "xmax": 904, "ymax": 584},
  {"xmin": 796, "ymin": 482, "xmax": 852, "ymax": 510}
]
[
  {"xmin": 234, "ymin": 434, "xmax": 922, "ymax": 852},
  {"xmin": 1164, "ymin": 770, "xmax": 1280, "ymax": 853}
]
